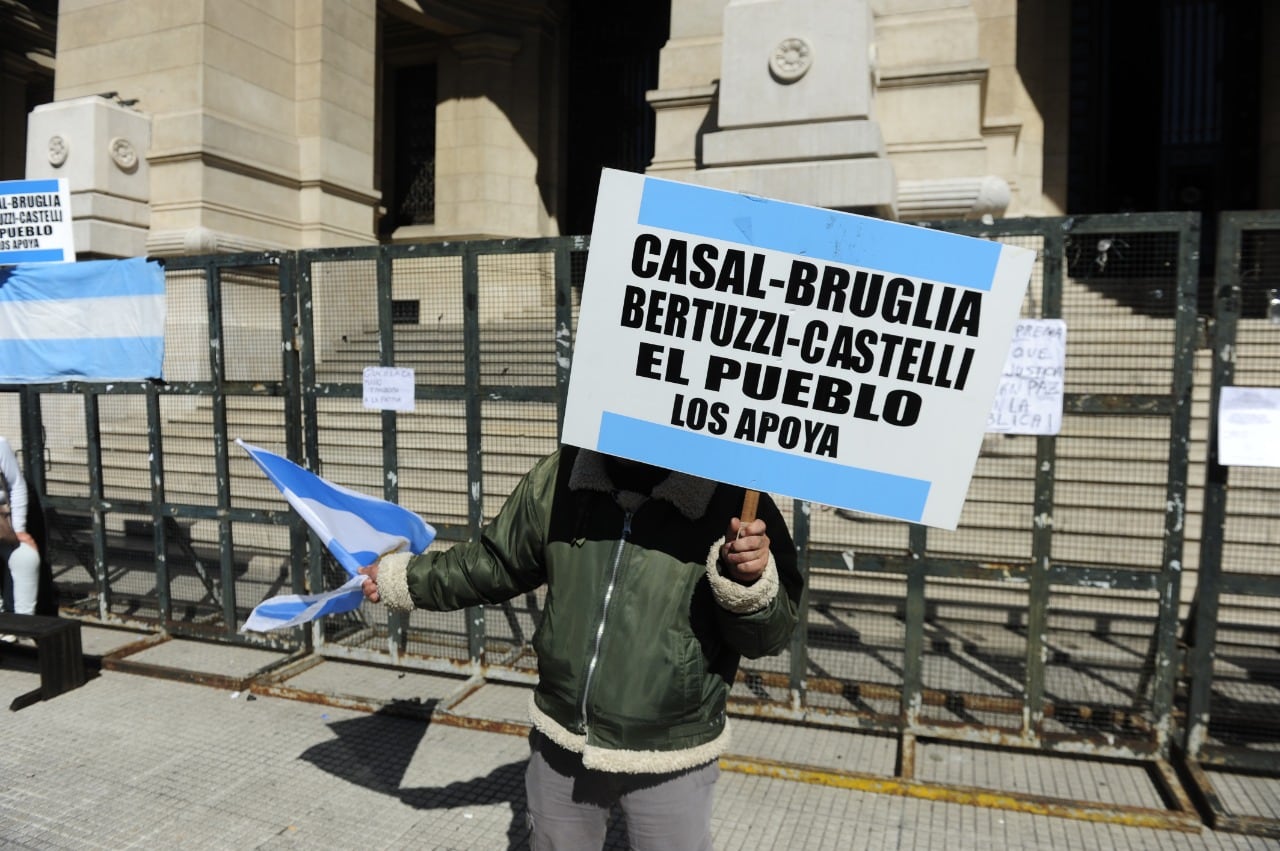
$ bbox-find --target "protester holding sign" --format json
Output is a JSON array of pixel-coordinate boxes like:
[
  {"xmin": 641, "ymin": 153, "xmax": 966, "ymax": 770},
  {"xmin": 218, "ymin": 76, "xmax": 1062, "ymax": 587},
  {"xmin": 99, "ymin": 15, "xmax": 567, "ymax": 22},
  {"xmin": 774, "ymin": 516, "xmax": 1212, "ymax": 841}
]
[
  {"xmin": 360, "ymin": 446, "xmax": 803, "ymax": 850},
  {"xmin": 563, "ymin": 169, "xmax": 1035, "ymax": 531}
]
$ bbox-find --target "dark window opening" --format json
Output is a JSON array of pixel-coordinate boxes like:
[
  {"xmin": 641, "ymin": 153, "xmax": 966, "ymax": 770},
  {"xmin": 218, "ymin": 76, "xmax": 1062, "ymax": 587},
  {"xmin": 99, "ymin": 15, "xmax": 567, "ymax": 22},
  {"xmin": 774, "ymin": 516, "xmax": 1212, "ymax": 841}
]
[
  {"xmin": 1067, "ymin": 0, "xmax": 1262, "ymax": 300},
  {"xmin": 564, "ymin": 3, "xmax": 670, "ymax": 236},
  {"xmin": 391, "ymin": 299, "xmax": 420, "ymax": 325},
  {"xmin": 380, "ymin": 63, "xmax": 437, "ymax": 238}
]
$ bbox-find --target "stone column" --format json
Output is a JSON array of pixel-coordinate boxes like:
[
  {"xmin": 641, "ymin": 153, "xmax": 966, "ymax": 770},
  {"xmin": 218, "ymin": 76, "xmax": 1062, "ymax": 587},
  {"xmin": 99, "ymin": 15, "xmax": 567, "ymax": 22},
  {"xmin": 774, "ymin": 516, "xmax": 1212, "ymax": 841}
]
[
  {"xmin": 50, "ymin": 0, "xmax": 381, "ymax": 255},
  {"xmin": 873, "ymin": 0, "xmax": 1014, "ymax": 219}
]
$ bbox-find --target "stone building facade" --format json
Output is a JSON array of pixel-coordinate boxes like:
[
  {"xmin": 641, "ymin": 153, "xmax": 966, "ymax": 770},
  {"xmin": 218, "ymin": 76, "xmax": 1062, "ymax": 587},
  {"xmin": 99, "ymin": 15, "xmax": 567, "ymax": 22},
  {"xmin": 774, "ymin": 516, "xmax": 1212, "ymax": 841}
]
[
  {"xmin": 0, "ymin": 0, "xmax": 1275, "ymax": 256},
  {"xmin": 2, "ymin": 0, "xmax": 1269, "ymax": 258}
]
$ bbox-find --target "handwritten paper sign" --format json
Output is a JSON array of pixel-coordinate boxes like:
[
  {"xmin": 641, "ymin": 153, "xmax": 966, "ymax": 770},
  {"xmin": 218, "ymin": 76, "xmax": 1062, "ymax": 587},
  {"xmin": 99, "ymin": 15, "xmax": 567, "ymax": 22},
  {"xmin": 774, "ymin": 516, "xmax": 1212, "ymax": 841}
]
[
  {"xmin": 1218, "ymin": 386, "xmax": 1280, "ymax": 467},
  {"xmin": 0, "ymin": 178, "xmax": 74, "ymax": 265},
  {"xmin": 561, "ymin": 169, "xmax": 1036, "ymax": 529},
  {"xmin": 362, "ymin": 366, "xmax": 415, "ymax": 412},
  {"xmin": 986, "ymin": 319, "xmax": 1066, "ymax": 435}
]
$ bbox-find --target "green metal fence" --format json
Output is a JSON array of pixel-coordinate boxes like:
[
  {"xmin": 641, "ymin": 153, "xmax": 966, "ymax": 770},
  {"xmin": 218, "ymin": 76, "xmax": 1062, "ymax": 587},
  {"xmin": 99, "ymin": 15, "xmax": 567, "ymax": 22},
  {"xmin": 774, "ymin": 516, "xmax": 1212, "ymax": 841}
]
[{"xmin": 3, "ymin": 212, "xmax": 1277, "ymax": 833}]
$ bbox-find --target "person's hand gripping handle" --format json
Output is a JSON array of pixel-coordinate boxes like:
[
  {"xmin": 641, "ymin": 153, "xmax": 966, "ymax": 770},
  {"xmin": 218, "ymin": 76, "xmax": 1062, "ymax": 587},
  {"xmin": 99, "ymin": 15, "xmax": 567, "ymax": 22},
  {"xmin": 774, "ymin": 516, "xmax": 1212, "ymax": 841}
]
[{"xmin": 722, "ymin": 489, "xmax": 768, "ymax": 585}]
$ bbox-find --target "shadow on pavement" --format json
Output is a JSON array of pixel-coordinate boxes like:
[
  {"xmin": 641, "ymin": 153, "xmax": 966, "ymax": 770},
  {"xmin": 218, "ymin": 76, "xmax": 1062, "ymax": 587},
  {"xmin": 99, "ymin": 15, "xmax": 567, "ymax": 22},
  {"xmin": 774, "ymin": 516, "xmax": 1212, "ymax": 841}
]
[{"xmin": 299, "ymin": 701, "xmax": 629, "ymax": 849}]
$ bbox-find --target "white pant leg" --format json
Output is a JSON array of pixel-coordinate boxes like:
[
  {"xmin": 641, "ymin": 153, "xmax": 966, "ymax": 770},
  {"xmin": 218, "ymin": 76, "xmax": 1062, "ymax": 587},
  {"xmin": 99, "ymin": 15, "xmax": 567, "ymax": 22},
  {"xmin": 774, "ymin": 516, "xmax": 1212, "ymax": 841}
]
[{"xmin": 8, "ymin": 543, "xmax": 39, "ymax": 615}]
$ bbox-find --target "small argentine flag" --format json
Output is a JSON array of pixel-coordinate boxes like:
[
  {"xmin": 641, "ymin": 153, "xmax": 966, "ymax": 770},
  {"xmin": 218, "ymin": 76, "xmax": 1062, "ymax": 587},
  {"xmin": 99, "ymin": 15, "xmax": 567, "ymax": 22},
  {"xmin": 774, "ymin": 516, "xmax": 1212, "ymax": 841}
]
[{"xmin": 236, "ymin": 439, "xmax": 435, "ymax": 633}]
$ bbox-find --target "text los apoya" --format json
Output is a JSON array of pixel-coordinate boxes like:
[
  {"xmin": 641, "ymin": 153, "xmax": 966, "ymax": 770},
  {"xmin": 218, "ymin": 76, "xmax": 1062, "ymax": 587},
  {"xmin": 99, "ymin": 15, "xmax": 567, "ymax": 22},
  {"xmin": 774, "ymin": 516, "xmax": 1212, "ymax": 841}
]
[{"xmin": 619, "ymin": 233, "xmax": 988, "ymax": 458}]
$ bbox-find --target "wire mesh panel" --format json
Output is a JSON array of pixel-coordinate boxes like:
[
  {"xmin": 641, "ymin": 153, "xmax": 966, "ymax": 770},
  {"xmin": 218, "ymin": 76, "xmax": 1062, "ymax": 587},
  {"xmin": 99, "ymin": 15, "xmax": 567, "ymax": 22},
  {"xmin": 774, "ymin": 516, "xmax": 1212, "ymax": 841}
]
[
  {"xmin": 472, "ymin": 247, "xmax": 565, "ymax": 668},
  {"xmin": 91, "ymin": 393, "xmax": 157, "ymax": 612},
  {"xmin": 220, "ymin": 266, "xmax": 290, "ymax": 384},
  {"xmin": 476, "ymin": 250, "xmax": 559, "ymax": 388},
  {"xmin": 162, "ymin": 267, "xmax": 214, "ymax": 383},
  {"xmin": 1051, "ymin": 417, "xmax": 1172, "ymax": 567},
  {"xmin": 34, "ymin": 390, "xmax": 96, "ymax": 604},
  {"xmin": 403, "ymin": 591, "xmax": 473, "ymax": 665},
  {"xmin": 799, "ymin": 573, "xmax": 907, "ymax": 720},
  {"xmin": 306, "ymin": 394, "xmax": 388, "ymax": 645},
  {"xmin": 388, "ymin": 253, "xmax": 467, "ymax": 387},
  {"xmin": 310, "ymin": 256, "xmax": 381, "ymax": 382},
  {"xmin": 1041, "ymin": 586, "xmax": 1161, "ymax": 741},
  {"xmin": 916, "ymin": 576, "xmax": 1031, "ymax": 732},
  {"xmin": 293, "ymin": 242, "xmax": 576, "ymax": 668},
  {"xmin": 1185, "ymin": 214, "xmax": 1280, "ymax": 824}
]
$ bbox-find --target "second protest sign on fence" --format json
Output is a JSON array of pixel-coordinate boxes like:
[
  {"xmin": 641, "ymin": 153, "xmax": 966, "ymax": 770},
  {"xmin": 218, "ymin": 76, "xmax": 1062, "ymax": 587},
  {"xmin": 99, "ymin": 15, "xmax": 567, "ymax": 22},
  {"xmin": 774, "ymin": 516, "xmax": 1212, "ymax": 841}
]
[{"xmin": 562, "ymin": 169, "xmax": 1036, "ymax": 529}]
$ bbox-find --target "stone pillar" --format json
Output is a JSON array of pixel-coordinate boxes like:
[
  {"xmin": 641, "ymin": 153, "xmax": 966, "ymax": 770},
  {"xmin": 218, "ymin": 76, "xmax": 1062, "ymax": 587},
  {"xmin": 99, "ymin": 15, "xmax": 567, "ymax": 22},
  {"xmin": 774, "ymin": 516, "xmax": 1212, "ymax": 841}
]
[
  {"xmin": 294, "ymin": 0, "xmax": 382, "ymax": 248},
  {"xmin": 655, "ymin": 0, "xmax": 897, "ymax": 216},
  {"xmin": 51, "ymin": 0, "xmax": 381, "ymax": 255},
  {"xmin": 24, "ymin": 95, "xmax": 151, "ymax": 259},
  {"xmin": 399, "ymin": 30, "xmax": 549, "ymax": 242},
  {"xmin": 646, "ymin": 1, "xmax": 724, "ymax": 179},
  {"xmin": 873, "ymin": 0, "xmax": 1014, "ymax": 217}
]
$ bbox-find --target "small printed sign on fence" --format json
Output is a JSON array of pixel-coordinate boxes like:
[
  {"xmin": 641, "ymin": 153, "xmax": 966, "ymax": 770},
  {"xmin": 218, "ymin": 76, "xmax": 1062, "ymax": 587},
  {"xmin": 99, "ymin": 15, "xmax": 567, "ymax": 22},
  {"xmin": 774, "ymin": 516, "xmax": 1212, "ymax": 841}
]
[
  {"xmin": 362, "ymin": 366, "xmax": 415, "ymax": 412},
  {"xmin": 0, "ymin": 178, "xmax": 75, "ymax": 266},
  {"xmin": 561, "ymin": 169, "xmax": 1036, "ymax": 529},
  {"xmin": 1217, "ymin": 386, "xmax": 1280, "ymax": 468}
]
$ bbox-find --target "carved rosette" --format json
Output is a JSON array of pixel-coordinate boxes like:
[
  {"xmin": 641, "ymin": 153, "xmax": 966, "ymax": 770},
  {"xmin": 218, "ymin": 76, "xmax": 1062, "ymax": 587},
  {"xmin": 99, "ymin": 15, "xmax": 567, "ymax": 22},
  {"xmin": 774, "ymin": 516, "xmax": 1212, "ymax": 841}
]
[
  {"xmin": 48, "ymin": 135, "xmax": 69, "ymax": 167},
  {"xmin": 109, "ymin": 137, "xmax": 139, "ymax": 173},
  {"xmin": 769, "ymin": 37, "xmax": 813, "ymax": 83}
]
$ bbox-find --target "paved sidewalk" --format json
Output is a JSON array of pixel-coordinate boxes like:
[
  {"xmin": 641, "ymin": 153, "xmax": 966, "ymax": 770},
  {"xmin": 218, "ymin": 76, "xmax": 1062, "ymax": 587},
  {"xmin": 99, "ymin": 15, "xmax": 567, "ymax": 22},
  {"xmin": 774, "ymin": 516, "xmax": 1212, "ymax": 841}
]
[{"xmin": 1, "ymin": 625, "xmax": 1278, "ymax": 851}]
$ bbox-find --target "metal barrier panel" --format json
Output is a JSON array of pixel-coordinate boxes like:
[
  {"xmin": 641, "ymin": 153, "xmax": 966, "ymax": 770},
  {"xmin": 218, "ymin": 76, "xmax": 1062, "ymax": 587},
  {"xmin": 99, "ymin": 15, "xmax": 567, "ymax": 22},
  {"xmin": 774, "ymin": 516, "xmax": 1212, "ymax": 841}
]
[
  {"xmin": 1, "ymin": 220, "xmax": 1220, "ymax": 785},
  {"xmin": 1182, "ymin": 211, "xmax": 1280, "ymax": 836},
  {"xmin": 14, "ymin": 253, "xmax": 307, "ymax": 648},
  {"xmin": 289, "ymin": 240, "xmax": 582, "ymax": 678},
  {"xmin": 776, "ymin": 214, "xmax": 1200, "ymax": 769}
]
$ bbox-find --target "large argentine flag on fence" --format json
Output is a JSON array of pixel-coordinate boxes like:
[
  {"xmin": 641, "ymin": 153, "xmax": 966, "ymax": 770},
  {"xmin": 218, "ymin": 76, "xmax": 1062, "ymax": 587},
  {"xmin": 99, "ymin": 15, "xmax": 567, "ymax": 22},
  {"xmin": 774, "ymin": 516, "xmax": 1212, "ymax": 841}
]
[
  {"xmin": 237, "ymin": 440, "xmax": 436, "ymax": 633},
  {"xmin": 0, "ymin": 257, "xmax": 165, "ymax": 382}
]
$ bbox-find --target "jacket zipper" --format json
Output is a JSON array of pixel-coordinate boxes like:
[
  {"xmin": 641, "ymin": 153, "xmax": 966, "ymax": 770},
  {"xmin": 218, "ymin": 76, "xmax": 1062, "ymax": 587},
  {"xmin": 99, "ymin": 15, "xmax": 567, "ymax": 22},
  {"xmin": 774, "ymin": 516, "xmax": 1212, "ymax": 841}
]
[{"xmin": 580, "ymin": 509, "xmax": 632, "ymax": 734}]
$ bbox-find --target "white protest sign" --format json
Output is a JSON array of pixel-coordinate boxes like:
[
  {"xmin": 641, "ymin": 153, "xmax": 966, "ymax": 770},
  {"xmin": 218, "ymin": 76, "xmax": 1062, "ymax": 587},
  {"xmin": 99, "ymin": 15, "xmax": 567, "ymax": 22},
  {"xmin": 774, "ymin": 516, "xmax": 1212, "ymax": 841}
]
[
  {"xmin": 562, "ymin": 169, "xmax": 1036, "ymax": 530},
  {"xmin": 986, "ymin": 319, "xmax": 1066, "ymax": 435},
  {"xmin": 362, "ymin": 366, "xmax": 415, "ymax": 412},
  {"xmin": 0, "ymin": 178, "xmax": 74, "ymax": 265},
  {"xmin": 1217, "ymin": 386, "xmax": 1280, "ymax": 467}
]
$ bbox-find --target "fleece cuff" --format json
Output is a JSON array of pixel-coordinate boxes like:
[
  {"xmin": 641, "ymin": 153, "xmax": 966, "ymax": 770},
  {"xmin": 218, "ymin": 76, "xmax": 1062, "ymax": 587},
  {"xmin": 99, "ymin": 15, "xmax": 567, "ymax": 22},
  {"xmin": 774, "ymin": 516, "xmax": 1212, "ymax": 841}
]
[
  {"xmin": 704, "ymin": 544, "xmax": 778, "ymax": 614},
  {"xmin": 376, "ymin": 551, "xmax": 416, "ymax": 612}
]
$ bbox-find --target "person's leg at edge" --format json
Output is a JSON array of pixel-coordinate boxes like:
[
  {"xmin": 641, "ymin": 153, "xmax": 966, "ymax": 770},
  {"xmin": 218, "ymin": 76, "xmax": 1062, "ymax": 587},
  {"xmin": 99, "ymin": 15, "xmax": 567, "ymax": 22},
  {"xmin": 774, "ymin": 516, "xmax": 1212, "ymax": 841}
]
[
  {"xmin": 8, "ymin": 543, "xmax": 39, "ymax": 615},
  {"xmin": 525, "ymin": 730, "xmax": 611, "ymax": 850},
  {"xmin": 617, "ymin": 760, "xmax": 718, "ymax": 851}
]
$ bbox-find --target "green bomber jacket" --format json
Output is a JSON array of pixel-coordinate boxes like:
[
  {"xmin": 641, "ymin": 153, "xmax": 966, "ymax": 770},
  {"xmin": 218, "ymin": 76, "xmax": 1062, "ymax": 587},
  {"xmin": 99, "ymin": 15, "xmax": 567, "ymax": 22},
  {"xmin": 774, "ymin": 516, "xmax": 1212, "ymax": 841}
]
[{"xmin": 376, "ymin": 446, "xmax": 804, "ymax": 774}]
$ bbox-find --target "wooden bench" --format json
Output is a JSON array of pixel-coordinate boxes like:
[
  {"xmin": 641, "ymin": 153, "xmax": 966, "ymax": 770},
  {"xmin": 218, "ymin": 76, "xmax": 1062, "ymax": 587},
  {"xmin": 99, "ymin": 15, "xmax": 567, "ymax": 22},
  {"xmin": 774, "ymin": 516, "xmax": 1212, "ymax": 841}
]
[{"xmin": 0, "ymin": 613, "xmax": 86, "ymax": 710}]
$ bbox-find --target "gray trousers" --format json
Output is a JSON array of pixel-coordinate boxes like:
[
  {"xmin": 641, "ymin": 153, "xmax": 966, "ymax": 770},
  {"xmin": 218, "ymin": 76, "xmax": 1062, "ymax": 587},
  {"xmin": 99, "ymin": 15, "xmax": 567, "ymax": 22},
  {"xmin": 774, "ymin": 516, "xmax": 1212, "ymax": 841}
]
[{"xmin": 525, "ymin": 729, "xmax": 718, "ymax": 851}]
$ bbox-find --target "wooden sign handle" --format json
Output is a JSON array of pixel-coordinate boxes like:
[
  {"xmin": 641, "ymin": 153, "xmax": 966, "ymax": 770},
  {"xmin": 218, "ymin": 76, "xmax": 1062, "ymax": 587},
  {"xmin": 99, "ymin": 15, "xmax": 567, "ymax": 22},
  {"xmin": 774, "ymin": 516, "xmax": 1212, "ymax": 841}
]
[{"xmin": 740, "ymin": 489, "xmax": 760, "ymax": 527}]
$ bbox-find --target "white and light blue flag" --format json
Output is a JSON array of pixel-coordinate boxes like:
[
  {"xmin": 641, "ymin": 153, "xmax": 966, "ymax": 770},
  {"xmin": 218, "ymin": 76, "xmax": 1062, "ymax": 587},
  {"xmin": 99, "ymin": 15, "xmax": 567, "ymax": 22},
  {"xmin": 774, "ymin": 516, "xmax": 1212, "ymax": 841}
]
[
  {"xmin": 0, "ymin": 257, "xmax": 165, "ymax": 382},
  {"xmin": 236, "ymin": 439, "xmax": 435, "ymax": 632}
]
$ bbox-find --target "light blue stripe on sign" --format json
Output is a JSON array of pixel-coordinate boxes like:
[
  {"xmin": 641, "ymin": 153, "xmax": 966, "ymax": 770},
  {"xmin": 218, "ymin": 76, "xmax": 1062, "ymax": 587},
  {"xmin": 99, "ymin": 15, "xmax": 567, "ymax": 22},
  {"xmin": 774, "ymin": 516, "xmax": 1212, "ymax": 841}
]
[
  {"xmin": 596, "ymin": 412, "xmax": 930, "ymax": 522},
  {"xmin": 0, "ymin": 249, "xmax": 65, "ymax": 265},
  {"xmin": 0, "ymin": 179, "xmax": 61, "ymax": 195},
  {"xmin": 636, "ymin": 177, "xmax": 1001, "ymax": 292}
]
